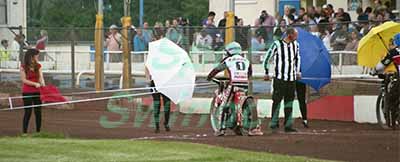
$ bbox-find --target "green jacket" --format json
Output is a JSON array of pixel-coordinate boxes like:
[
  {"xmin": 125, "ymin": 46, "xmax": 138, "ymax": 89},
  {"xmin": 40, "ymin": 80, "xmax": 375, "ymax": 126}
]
[{"xmin": 0, "ymin": 47, "xmax": 10, "ymax": 61}]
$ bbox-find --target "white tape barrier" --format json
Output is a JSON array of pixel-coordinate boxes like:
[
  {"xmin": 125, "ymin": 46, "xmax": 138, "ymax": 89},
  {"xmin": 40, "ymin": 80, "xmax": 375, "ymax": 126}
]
[{"xmin": 0, "ymin": 82, "xmax": 215, "ymax": 111}]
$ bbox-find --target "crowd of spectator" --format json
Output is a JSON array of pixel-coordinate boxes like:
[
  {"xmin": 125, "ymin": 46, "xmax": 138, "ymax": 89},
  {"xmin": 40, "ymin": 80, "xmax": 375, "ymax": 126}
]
[
  {"xmin": 2, "ymin": 0, "xmax": 398, "ymax": 66},
  {"xmin": 123, "ymin": 0, "xmax": 398, "ymax": 61}
]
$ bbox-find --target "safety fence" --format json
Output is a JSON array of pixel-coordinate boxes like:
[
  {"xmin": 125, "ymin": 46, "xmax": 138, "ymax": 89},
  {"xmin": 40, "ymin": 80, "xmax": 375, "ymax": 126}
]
[{"xmin": 0, "ymin": 21, "xmax": 388, "ymax": 96}]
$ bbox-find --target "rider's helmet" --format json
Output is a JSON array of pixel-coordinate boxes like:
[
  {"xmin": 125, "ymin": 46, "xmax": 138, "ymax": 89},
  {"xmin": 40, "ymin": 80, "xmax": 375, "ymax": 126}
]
[
  {"xmin": 225, "ymin": 41, "xmax": 242, "ymax": 56},
  {"xmin": 393, "ymin": 33, "xmax": 400, "ymax": 47}
]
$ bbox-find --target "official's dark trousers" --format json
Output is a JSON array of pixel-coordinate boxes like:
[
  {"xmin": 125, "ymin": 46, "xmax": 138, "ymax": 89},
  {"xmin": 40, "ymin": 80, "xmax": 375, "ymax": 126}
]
[
  {"xmin": 150, "ymin": 81, "xmax": 171, "ymax": 128},
  {"xmin": 269, "ymin": 78, "xmax": 296, "ymax": 129},
  {"xmin": 22, "ymin": 92, "xmax": 42, "ymax": 133},
  {"xmin": 296, "ymin": 81, "xmax": 307, "ymax": 121}
]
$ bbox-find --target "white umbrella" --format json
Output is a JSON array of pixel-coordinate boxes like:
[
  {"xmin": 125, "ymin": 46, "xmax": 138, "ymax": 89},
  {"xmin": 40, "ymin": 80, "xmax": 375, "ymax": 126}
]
[{"xmin": 145, "ymin": 38, "xmax": 196, "ymax": 104}]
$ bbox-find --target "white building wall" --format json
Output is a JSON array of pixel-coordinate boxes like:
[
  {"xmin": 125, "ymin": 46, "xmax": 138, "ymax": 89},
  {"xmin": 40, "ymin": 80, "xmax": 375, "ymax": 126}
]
[
  {"xmin": 0, "ymin": 0, "xmax": 26, "ymax": 44},
  {"xmin": 235, "ymin": 0, "xmax": 277, "ymax": 26}
]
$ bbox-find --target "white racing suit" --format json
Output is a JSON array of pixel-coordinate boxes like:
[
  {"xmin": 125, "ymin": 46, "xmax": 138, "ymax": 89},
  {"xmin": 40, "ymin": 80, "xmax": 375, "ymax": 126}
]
[{"xmin": 207, "ymin": 55, "xmax": 252, "ymax": 130}]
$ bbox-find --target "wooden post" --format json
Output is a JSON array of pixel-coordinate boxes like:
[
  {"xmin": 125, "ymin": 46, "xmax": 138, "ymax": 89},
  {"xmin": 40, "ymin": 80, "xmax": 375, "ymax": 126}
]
[
  {"xmin": 224, "ymin": 11, "xmax": 235, "ymax": 45},
  {"xmin": 224, "ymin": 11, "xmax": 235, "ymax": 77},
  {"xmin": 70, "ymin": 27, "xmax": 76, "ymax": 88},
  {"xmin": 94, "ymin": 0, "xmax": 104, "ymax": 91},
  {"xmin": 122, "ymin": 0, "xmax": 132, "ymax": 89},
  {"xmin": 121, "ymin": 16, "xmax": 132, "ymax": 89},
  {"xmin": 18, "ymin": 26, "xmax": 23, "ymax": 63}
]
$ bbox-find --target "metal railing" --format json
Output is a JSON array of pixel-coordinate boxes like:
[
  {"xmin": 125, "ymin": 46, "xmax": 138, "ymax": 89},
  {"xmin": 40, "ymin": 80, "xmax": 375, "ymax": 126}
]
[{"xmin": 0, "ymin": 49, "xmax": 373, "ymax": 89}]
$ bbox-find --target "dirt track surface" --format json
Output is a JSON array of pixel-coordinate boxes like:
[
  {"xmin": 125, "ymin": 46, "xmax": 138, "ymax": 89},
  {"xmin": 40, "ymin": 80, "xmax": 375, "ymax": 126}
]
[{"xmin": 0, "ymin": 100, "xmax": 399, "ymax": 162}]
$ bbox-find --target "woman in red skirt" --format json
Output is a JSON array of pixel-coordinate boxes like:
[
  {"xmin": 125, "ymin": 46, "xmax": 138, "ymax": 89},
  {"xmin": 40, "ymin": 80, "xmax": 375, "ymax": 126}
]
[{"xmin": 20, "ymin": 48, "xmax": 45, "ymax": 134}]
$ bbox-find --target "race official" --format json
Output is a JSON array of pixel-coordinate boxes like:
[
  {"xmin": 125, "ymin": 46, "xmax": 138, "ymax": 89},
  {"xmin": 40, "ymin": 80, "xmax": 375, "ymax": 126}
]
[{"xmin": 263, "ymin": 27, "xmax": 301, "ymax": 132}]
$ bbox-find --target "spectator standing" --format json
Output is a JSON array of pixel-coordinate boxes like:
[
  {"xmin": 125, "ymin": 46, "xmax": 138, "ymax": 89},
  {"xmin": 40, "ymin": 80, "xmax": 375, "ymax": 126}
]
[
  {"xmin": 143, "ymin": 22, "xmax": 154, "ymax": 42},
  {"xmin": 283, "ymin": 6, "xmax": 292, "ymax": 25},
  {"xmin": 254, "ymin": 17, "xmax": 265, "ymax": 40},
  {"xmin": 335, "ymin": 8, "xmax": 351, "ymax": 29},
  {"xmin": 251, "ymin": 32, "xmax": 265, "ymax": 51},
  {"xmin": 302, "ymin": 14, "xmax": 316, "ymax": 26},
  {"xmin": 204, "ymin": 19, "xmax": 220, "ymax": 49},
  {"xmin": 195, "ymin": 29, "xmax": 213, "ymax": 51},
  {"xmin": 321, "ymin": 29, "xmax": 332, "ymax": 50},
  {"xmin": 263, "ymin": 28, "xmax": 301, "ymax": 132},
  {"xmin": 166, "ymin": 19, "xmax": 183, "ymax": 45},
  {"xmin": 153, "ymin": 22, "xmax": 165, "ymax": 40},
  {"xmin": 273, "ymin": 19, "xmax": 286, "ymax": 40},
  {"xmin": 202, "ymin": 11, "xmax": 216, "ymax": 26},
  {"xmin": 290, "ymin": 8, "xmax": 298, "ymax": 20},
  {"xmin": 330, "ymin": 23, "xmax": 349, "ymax": 51},
  {"xmin": 356, "ymin": 7, "xmax": 369, "ymax": 22},
  {"xmin": 20, "ymin": 49, "xmax": 45, "ymax": 134},
  {"xmin": 314, "ymin": 7, "xmax": 325, "ymax": 24},
  {"xmin": 164, "ymin": 20, "xmax": 171, "ymax": 34},
  {"xmin": 0, "ymin": 40, "xmax": 10, "ymax": 63},
  {"xmin": 133, "ymin": 28, "xmax": 148, "ymax": 52},
  {"xmin": 298, "ymin": 7, "xmax": 306, "ymax": 21},
  {"xmin": 218, "ymin": 11, "xmax": 228, "ymax": 28},
  {"xmin": 345, "ymin": 30, "xmax": 360, "ymax": 51},
  {"xmin": 345, "ymin": 30, "xmax": 360, "ymax": 65},
  {"xmin": 335, "ymin": 8, "xmax": 351, "ymax": 23},
  {"xmin": 260, "ymin": 10, "xmax": 276, "ymax": 46},
  {"xmin": 218, "ymin": 11, "xmax": 228, "ymax": 40},
  {"xmin": 11, "ymin": 35, "xmax": 21, "ymax": 62},
  {"xmin": 251, "ymin": 32, "xmax": 265, "ymax": 64},
  {"xmin": 105, "ymin": 25, "xmax": 122, "ymax": 62},
  {"xmin": 365, "ymin": 7, "xmax": 373, "ymax": 18},
  {"xmin": 310, "ymin": 25, "xmax": 321, "ymax": 38},
  {"xmin": 324, "ymin": 4, "xmax": 335, "ymax": 20},
  {"xmin": 373, "ymin": 0, "xmax": 383, "ymax": 11},
  {"xmin": 307, "ymin": 6, "xmax": 316, "ymax": 19},
  {"xmin": 35, "ymin": 30, "xmax": 48, "ymax": 61},
  {"xmin": 356, "ymin": 7, "xmax": 369, "ymax": 31},
  {"xmin": 235, "ymin": 18, "xmax": 249, "ymax": 50},
  {"xmin": 359, "ymin": 22, "xmax": 370, "ymax": 36}
]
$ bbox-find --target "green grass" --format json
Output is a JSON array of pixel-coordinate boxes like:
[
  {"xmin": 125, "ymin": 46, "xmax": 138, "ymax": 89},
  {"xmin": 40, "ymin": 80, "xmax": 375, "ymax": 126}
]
[{"xmin": 0, "ymin": 134, "xmax": 335, "ymax": 162}]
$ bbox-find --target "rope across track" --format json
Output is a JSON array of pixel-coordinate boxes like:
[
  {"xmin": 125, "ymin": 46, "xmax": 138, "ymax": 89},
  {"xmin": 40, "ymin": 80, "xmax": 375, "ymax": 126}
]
[
  {"xmin": 0, "ymin": 82, "xmax": 216, "ymax": 111},
  {"xmin": 0, "ymin": 83, "xmax": 214, "ymax": 100}
]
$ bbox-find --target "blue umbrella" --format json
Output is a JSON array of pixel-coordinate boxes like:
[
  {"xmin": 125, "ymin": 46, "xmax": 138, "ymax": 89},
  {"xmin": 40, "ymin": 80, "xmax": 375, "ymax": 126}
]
[{"xmin": 296, "ymin": 27, "xmax": 331, "ymax": 91}]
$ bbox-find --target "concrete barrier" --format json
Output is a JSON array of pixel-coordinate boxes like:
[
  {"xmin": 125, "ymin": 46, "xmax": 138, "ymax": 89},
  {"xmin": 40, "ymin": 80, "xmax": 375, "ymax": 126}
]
[{"xmin": 166, "ymin": 95, "xmax": 380, "ymax": 123}]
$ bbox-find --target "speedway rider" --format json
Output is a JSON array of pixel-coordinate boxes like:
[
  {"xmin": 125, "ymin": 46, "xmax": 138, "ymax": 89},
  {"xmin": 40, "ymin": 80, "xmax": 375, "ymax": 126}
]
[
  {"xmin": 207, "ymin": 41, "xmax": 263, "ymax": 136},
  {"xmin": 370, "ymin": 33, "xmax": 400, "ymax": 126}
]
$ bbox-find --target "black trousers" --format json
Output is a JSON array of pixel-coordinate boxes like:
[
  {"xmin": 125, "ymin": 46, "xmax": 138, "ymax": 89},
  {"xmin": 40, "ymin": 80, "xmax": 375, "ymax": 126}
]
[
  {"xmin": 150, "ymin": 81, "xmax": 171, "ymax": 127},
  {"xmin": 296, "ymin": 81, "xmax": 307, "ymax": 121},
  {"xmin": 22, "ymin": 92, "xmax": 42, "ymax": 133},
  {"xmin": 270, "ymin": 78, "xmax": 296, "ymax": 128}
]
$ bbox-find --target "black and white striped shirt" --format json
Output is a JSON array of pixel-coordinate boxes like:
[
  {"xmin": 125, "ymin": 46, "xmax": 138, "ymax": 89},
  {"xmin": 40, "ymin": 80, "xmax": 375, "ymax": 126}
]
[{"xmin": 263, "ymin": 39, "xmax": 301, "ymax": 81}]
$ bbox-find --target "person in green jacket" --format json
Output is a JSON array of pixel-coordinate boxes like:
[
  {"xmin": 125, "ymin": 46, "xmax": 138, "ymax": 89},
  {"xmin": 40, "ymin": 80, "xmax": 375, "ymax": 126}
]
[{"xmin": 0, "ymin": 40, "xmax": 10, "ymax": 66}]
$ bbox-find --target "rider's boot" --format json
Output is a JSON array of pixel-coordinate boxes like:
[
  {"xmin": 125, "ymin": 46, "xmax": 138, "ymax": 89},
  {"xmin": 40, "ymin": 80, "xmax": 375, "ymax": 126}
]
[
  {"xmin": 302, "ymin": 120, "xmax": 309, "ymax": 128},
  {"xmin": 248, "ymin": 126, "xmax": 264, "ymax": 136}
]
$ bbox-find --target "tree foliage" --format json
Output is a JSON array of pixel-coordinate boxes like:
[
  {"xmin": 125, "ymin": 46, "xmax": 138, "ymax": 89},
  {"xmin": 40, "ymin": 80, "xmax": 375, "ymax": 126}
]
[{"xmin": 27, "ymin": 0, "xmax": 209, "ymax": 28}]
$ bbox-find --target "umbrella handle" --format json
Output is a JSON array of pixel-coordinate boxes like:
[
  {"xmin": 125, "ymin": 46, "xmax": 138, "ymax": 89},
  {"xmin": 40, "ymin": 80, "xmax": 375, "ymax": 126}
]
[{"xmin": 377, "ymin": 33, "xmax": 389, "ymax": 52}]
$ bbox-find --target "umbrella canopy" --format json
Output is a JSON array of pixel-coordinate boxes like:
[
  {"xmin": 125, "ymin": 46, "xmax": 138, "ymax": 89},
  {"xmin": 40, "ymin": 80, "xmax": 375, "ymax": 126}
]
[
  {"xmin": 296, "ymin": 27, "xmax": 331, "ymax": 91},
  {"xmin": 146, "ymin": 38, "xmax": 196, "ymax": 104},
  {"xmin": 357, "ymin": 21, "xmax": 400, "ymax": 71}
]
